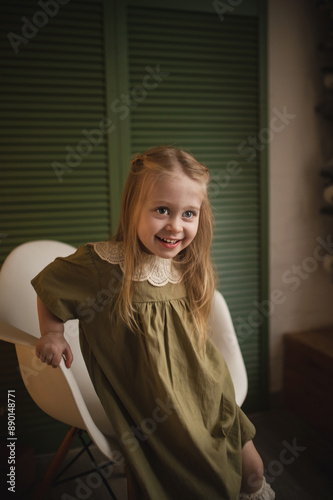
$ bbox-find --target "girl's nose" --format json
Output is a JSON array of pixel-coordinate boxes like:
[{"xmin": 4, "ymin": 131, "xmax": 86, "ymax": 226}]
[{"xmin": 165, "ymin": 218, "xmax": 182, "ymax": 234}]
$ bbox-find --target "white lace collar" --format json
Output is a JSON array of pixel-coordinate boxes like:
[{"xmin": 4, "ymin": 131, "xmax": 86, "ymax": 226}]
[{"xmin": 90, "ymin": 240, "xmax": 183, "ymax": 287}]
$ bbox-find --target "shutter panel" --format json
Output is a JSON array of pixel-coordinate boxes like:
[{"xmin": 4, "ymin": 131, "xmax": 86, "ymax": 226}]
[
  {"xmin": 0, "ymin": 0, "xmax": 111, "ymax": 452},
  {"xmin": 0, "ymin": 0, "xmax": 110, "ymax": 265},
  {"xmin": 127, "ymin": 5, "xmax": 267, "ymax": 411}
]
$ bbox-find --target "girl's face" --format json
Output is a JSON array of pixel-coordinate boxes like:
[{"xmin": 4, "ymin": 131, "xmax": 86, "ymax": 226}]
[{"xmin": 137, "ymin": 170, "xmax": 204, "ymax": 259}]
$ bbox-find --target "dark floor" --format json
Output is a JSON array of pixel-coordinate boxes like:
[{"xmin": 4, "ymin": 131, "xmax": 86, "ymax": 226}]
[
  {"xmin": 18, "ymin": 398, "xmax": 333, "ymax": 499},
  {"xmin": 248, "ymin": 400, "xmax": 333, "ymax": 500}
]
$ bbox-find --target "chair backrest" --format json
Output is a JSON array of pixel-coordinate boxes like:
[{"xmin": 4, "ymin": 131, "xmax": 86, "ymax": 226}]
[
  {"xmin": 209, "ymin": 290, "xmax": 248, "ymax": 406},
  {"xmin": 0, "ymin": 240, "xmax": 76, "ymax": 336},
  {"xmin": 0, "ymin": 240, "xmax": 113, "ymax": 435}
]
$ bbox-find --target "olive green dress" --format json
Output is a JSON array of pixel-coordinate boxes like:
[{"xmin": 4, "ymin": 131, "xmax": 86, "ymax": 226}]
[{"xmin": 31, "ymin": 242, "xmax": 255, "ymax": 500}]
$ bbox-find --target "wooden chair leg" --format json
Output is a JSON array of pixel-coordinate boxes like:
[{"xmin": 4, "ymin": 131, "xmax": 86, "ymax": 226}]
[
  {"xmin": 126, "ymin": 465, "xmax": 135, "ymax": 500},
  {"xmin": 33, "ymin": 426, "xmax": 80, "ymax": 500}
]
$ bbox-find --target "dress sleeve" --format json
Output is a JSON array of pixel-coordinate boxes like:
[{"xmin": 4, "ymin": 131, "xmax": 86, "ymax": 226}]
[{"xmin": 31, "ymin": 245, "xmax": 100, "ymax": 323}]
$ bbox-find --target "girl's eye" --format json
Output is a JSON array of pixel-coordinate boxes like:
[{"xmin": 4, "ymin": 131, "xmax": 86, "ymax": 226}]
[
  {"xmin": 156, "ymin": 207, "xmax": 169, "ymax": 215},
  {"xmin": 183, "ymin": 210, "xmax": 195, "ymax": 219}
]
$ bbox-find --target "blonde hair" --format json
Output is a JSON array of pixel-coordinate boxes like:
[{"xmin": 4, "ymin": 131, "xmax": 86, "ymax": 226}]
[{"xmin": 112, "ymin": 145, "xmax": 216, "ymax": 347}]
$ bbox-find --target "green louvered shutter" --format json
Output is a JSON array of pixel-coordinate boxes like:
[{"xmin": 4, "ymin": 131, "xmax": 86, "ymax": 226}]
[
  {"xmin": 0, "ymin": 0, "xmax": 110, "ymax": 264},
  {"xmin": 127, "ymin": 4, "xmax": 268, "ymax": 411},
  {"xmin": 0, "ymin": 0, "xmax": 111, "ymax": 452}
]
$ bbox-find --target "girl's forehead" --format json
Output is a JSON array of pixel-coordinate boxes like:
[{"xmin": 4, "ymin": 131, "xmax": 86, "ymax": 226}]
[{"xmin": 145, "ymin": 171, "xmax": 205, "ymax": 205}]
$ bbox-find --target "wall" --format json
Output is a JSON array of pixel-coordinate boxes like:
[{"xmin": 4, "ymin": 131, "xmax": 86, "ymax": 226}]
[{"xmin": 268, "ymin": 0, "xmax": 333, "ymax": 392}]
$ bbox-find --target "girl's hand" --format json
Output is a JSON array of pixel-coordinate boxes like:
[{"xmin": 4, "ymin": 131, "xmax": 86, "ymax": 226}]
[{"xmin": 35, "ymin": 331, "xmax": 73, "ymax": 369}]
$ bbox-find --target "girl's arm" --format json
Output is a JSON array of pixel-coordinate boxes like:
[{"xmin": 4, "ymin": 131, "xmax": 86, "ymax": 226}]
[{"xmin": 35, "ymin": 296, "xmax": 73, "ymax": 369}]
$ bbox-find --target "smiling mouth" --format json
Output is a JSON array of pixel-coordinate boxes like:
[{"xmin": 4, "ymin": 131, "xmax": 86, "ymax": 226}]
[{"xmin": 156, "ymin": 236, "xmax": 181, "ymax": 245}]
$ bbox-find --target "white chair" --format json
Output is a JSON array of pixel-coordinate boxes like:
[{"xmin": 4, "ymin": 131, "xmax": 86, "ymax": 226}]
[
  {"xmin": 209, "ymin": 291, "xmax": 248, "ymax": 407},
  {"xmin": 0, "ymin": 240, "xmax": 248, "ymax": 499},
  {"xmin": 0, "ymin": 240, "xmax": 121, "ymax": 500}
]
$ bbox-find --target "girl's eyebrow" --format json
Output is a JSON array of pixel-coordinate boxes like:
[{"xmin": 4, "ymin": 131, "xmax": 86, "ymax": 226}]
[{"xmin": 152, "ymin": 201, "xmax": 201, "ymax": 211}]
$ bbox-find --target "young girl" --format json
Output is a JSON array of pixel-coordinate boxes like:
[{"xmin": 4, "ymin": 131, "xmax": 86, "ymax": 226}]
[{"xmin": 32, "ymin": 146, "xmax": 275, "ymax": 500}]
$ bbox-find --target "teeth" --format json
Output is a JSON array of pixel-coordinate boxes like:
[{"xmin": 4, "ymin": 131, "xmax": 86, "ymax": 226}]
[{"xmin": 159, "ymin": 237, "xmax": 178, "ymax": 243}]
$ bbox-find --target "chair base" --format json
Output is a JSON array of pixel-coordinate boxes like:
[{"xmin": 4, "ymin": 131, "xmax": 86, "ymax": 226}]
[
  {"xmin": 126, "ymin": 466, "xmax": 135, "ymax": 500},
  {"xmin": 33, "ymin": 426, "xmax": 120, "ymax": 500}
]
